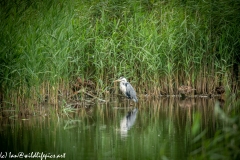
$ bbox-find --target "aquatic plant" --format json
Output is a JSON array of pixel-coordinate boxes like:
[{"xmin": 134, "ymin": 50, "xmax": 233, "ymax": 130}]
[{"xmin": 190, "ymin": 96, "xmax": 240, "ymax": 159}]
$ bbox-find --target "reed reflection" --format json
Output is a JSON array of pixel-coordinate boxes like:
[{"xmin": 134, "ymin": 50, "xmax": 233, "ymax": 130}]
[{"xmin": 120, "ymin": 108, "xmax": 138, "ymax": 138}]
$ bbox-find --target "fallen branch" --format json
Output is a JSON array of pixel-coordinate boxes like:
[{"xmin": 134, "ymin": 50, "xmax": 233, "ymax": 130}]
[{"xmin": 69, "ymin": 89, "xmax": 106, "ymax": 102}]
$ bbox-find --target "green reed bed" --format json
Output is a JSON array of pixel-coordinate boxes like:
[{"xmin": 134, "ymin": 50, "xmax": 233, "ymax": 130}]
[{"xmin": 0, "ymin": 0, "xmax": 239, "ymax": 107}]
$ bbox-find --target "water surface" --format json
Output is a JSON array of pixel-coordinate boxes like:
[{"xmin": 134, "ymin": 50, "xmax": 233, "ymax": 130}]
[{"xmin": 0, "ymin": 97, "xmax": 224, "ymax": 159}]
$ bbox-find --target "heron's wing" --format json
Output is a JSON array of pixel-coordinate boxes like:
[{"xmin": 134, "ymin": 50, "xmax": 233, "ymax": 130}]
[{"xmin": 125, "ymin": 82, "xmax": 137, "ymax": 100}]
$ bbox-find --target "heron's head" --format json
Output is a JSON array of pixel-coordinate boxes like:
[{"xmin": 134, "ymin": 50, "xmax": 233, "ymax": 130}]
[{"xmin": 114, "ymin": 77, "xmax": 127, "ymax": 83}]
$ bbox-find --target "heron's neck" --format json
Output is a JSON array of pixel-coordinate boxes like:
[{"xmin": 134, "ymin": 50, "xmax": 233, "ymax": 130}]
[{"xmin": 120, "ymin": 81, "xmax": 127, "ymax": 86}]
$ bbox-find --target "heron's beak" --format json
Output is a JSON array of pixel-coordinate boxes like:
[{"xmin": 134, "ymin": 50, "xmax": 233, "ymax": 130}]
[{"xmin": 113, "ymin": 79, "xmax": 120, "ymax": 82}]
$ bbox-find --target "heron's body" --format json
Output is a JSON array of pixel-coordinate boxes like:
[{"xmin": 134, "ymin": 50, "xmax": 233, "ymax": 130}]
[
  {"xmin": 114, "ymin": 77, "xmax": 138, "ymax": 102},
  {"xmin": 120, "ymin": 81, "xmax": 127, "ymax": 96}
]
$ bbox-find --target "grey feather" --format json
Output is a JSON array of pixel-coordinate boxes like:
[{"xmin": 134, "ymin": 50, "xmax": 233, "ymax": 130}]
[{"xmin": 126, "ymin": 83, "xmax": 138, "ymax": 102}]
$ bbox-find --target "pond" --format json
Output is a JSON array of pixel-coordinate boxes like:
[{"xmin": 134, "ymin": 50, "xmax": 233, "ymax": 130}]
[{"xmin": 0, "ymin": 97, "xmax": 225, "ymax": 160}]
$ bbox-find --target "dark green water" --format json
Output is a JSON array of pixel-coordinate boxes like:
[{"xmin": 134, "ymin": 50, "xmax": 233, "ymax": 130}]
[{"xmin": 0, "ymin": 98, "xmax": 222, "ymax": 160}]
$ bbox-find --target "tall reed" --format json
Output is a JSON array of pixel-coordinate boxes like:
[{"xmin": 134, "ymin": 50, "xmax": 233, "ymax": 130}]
[{"xmin": 0, "ymin": 0, "xmax": 239, "ymax": 106}]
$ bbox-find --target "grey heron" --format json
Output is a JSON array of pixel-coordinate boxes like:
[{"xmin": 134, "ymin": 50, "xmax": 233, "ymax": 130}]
[{"xmin": 114, "ymin": 77, "xmax": 138, "ymax": 102}]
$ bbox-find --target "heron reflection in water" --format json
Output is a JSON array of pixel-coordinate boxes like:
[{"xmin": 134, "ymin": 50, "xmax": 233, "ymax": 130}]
[
  {"xmin": 114, "ymin": 77, "xmax": 138, "ymax": 103},
  {"xmin": 120, "ymin": 108, "xmax": 138, "ymax": 138}
]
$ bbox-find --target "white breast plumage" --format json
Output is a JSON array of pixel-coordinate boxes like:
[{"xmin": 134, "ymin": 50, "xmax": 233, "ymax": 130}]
[{"xmin": 120, "ymin": 82, "xmax": 127, "ymax": 96}]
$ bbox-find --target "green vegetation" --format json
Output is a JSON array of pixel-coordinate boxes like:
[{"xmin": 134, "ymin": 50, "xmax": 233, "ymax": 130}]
[
  {"xmin": 190, "ymin": 96, "xmax": 240, "ymax": 159},
  {"xmin": 0, "ymin": 0, "xmax": 239, "ymax": 106}
]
